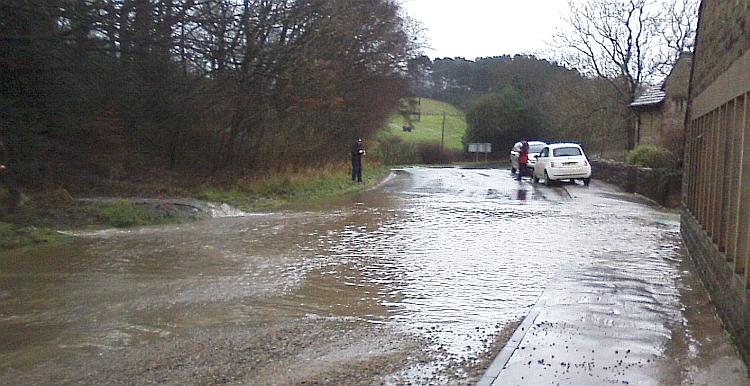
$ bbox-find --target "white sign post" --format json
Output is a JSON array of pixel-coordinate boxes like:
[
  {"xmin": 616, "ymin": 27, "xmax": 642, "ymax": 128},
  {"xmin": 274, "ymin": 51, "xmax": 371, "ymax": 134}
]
[{"xmin": 468, "ymin": 143, "xmax": 492, "ymax": 164}]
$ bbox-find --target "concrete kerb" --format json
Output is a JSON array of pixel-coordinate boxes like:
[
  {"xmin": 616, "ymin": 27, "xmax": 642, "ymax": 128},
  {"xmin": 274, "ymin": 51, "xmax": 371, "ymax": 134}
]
[{"xmin": 476, "ymin": 295, "xmax": 548, "ymax": 386}]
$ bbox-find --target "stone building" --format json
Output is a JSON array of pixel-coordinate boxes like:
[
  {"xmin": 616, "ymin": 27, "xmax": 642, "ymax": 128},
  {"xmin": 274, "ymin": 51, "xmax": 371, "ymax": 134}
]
[
  {"xmin": 630, "ymin": 54, "xmax": 692, "ymax": 154},
  {"xmin": 682, "ymin": 0, "xmax": 750, "ymax": 364}
]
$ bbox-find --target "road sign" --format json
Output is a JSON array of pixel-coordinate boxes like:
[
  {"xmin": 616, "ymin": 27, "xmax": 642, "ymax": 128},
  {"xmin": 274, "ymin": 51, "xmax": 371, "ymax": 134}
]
[
  {"xmin": 468, "ymin": 143, "xmax": 492, "ymax": 164},
  {"xmin": 468, "ymin": 143, "xmax": 491, "ymax": 153}
]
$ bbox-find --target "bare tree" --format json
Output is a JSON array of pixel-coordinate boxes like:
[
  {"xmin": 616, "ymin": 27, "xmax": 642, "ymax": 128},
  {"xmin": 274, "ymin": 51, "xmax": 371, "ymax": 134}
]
[
  {"xmin": 552, "ymin": 0, "xmax": 698, "ymax": 149},
  {"xmin": 653, "ymin": 0, "xmax": 699, "ymax": 76}
]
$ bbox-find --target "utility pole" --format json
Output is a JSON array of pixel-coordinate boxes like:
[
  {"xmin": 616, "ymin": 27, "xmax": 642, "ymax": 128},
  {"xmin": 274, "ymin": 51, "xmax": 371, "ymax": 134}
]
[{"xmin": 440, "ymin": 111, "xmax": 446, "ymax": 162}]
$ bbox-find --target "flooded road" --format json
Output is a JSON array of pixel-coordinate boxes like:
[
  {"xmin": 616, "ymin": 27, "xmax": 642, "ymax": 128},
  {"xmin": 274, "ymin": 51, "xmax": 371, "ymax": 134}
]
[{"xmin": 1, "ymin": 167, "xmax": 747, "ymax": 384}]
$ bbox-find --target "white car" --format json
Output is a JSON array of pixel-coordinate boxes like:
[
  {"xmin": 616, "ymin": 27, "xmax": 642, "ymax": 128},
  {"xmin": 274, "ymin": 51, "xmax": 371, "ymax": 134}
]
[
  {"xmin": 533, "ymin": 143, "xmax": 592, "ymax": 186},
  {"xmin": 509, "ymin": 141, "xmax": 547, "ymax": 174}
]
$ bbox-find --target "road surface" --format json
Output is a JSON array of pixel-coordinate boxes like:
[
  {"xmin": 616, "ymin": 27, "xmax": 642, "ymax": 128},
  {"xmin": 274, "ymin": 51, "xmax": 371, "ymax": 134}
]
[{"xmin": 1, "ymin": 167, "xmax": 747, "ymax": 385}]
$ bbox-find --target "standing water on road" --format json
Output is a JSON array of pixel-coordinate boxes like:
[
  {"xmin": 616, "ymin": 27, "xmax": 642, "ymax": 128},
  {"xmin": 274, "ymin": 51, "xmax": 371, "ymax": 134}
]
[{"xmin": 1, "ymin": 167, "xmax": 745, "ymax": 384}]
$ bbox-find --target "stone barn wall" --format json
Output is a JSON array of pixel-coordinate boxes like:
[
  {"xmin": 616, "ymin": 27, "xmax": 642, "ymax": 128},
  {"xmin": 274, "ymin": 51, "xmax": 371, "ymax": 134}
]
[{"xmin": 682, "ymin": 0, "xmax": 750, "ymax": 365}]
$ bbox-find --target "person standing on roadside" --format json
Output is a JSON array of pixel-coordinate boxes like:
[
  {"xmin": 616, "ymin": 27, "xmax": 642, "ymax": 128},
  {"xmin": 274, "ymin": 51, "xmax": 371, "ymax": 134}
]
[
  {"xmin": 516, "ymin": 139, "xmax": 529, "ymax": 181},
  {"xmin": 0, "ymin": 136, "xmax": 23, "ymax": 210},
  {"xmin": 0, "ymin": 146, "xmax": 5, "ymax": 175},
  {"xmin": 351, "ymin": 138, "xmax": 366, "ymax": 183}
]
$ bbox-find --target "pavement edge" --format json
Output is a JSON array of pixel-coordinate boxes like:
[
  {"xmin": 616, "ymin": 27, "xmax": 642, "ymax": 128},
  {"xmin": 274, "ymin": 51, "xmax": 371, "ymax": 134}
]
[{"xmin": 476, "ymin": 297, "xmax": 547, "ymax": 386}]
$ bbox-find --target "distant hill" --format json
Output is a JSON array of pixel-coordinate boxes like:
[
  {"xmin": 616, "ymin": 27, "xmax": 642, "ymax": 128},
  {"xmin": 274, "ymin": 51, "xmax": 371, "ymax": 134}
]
[{"xmin": 386, "ymin": 98, "xmax": 466, "ymax": 151}]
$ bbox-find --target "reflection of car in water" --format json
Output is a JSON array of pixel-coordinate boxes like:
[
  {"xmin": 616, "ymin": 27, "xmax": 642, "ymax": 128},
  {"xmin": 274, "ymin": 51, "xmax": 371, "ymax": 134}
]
[
  {"xmin": 510, "ymin": 141, "xmax": 547, "ymax": 174},
  {"xmin": 532, "ymin": 143, "xmax": 592, "ymax": 186}
]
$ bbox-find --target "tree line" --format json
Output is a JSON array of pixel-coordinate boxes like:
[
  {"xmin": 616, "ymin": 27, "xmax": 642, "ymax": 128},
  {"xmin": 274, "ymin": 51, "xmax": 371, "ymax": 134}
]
[
  {"xmin": 407, "ymin": 0, "xmax": 698, "ymax": 160},
  {"xmin": 409, "ymin": 55, "xmax": 630, "ymax": 159},
  {"xmin": 1, "ymin": 0, "xmax": 418, "ymax": 190}
]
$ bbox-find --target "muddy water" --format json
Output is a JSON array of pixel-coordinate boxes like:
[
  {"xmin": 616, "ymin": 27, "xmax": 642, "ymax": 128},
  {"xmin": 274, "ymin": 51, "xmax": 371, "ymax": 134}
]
[{"xmin": 0, "ymin": 167, "xmax": 744, "ymax": 384}]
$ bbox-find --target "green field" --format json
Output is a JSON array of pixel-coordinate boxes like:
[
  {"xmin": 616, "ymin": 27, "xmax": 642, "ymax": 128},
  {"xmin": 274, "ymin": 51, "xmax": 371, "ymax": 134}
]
[{"xmin": 387, "ymin": 98, "xmax": 467, "ymax": 150}]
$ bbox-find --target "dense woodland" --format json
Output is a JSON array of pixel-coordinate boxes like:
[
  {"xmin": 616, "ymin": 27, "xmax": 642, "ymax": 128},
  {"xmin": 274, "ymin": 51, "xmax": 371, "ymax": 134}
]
[
  {"xmin": 1, "ymin": 0, "xmax": 418, "ymax": 192},
  {"xmin": 1, "ymin": 0, "xmax": 697, "ymax": 201}
]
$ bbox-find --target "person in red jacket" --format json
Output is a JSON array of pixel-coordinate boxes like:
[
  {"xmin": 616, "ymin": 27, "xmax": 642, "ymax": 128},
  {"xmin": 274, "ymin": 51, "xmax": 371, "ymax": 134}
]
[{"xmin": 516, "ymin": 139, "xmax": 529, "ymax": 181}]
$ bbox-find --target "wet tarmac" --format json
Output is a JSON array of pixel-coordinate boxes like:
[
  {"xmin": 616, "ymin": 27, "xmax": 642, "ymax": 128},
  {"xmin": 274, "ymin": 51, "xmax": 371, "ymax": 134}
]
[{"xmin": 0, "ymin": 167, "xmax": 748, "ymax": 385}]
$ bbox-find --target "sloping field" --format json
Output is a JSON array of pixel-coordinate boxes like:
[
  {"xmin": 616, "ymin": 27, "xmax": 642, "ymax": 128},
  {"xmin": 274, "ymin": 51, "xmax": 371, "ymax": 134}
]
[{"xmin": 386, "ymin": 98, "xmax": 466, "ymax": 151}]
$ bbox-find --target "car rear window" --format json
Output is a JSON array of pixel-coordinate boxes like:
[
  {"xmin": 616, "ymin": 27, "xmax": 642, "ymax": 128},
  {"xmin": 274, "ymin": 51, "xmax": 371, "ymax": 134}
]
[
  {"xmin": 530, "ymin": 144, "xmax": 546, "ymax": 153},
  {"xmin": 553, "ymin": 147, "xmax": 582, "ymax": 157}
]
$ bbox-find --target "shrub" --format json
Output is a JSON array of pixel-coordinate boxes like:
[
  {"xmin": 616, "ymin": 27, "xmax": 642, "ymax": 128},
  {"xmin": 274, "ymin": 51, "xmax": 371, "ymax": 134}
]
[
  {"xmin": 414, "ymin": 141, "xmax": 467, "ymax": 164},
  {"xmin": 416, "ymin": 141, "xmax": 443, "ymax": 164},
  {"xmin": 374, "ymin": 134, "xmax": 420, "ymax": 165},
  {"xmin": 443, "ymin": 148, "xmax": 467, "ymax": 163},
  {"xmin": 627, "ymin": 144, "xmax": 675, "ymax": 169}
]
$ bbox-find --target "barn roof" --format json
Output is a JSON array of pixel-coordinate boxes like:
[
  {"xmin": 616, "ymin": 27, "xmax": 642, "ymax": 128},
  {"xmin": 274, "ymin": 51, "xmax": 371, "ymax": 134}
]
[{"xmin": 630, "ymin": 87, "xmax": 666, "ymax": 108}]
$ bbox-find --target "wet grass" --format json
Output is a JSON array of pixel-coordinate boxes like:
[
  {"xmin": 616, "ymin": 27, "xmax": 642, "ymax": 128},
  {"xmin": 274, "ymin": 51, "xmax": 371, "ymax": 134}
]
[
  {"xmin": 2, "ymin": 192, "xmax": 184, "ymax": 229},
  {"xmin": 195, "ymin": 164, "xmax": 392, "ymax": 210},
  {"xmin": 0, "ymin": 222, "xmax": 67, "ymax": 250},
  {"xmin": 95, "ymin": 200, "xmax": 185, "ymax": 227},
  {"xmin": 0, "ymin": 164, "xmax": 392, "ymax": 251},
  {"xmin": 387, "ymin": 98, "xmax": 466, "ymax": 151},
  {"xmin": 0, "ymin": 197, "xmax": 186, "ymax": 251}
]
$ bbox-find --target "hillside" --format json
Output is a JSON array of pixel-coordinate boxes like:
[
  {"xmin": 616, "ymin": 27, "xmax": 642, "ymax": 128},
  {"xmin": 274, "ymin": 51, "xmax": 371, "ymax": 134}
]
[{"xmin": 387, "ymin": 98, "xmax": 467, "ymax": 150}]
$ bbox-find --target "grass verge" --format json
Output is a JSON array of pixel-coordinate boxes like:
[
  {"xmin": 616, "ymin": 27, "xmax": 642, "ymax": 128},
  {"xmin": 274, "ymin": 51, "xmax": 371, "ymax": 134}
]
[
  {"xmin": 195, "ymin": 164, "xmax": 392, "ymax": 210},
  {"xmin": 0, "ymin": 164, "xmax": 392, "ymax": 251},
  {"xmin": 0, "ymin": 222, "xmax": 67, "ymax": 250},
  {"xmin": 95, "ymin": 200, "xmax": 189, "ymax": 228}
]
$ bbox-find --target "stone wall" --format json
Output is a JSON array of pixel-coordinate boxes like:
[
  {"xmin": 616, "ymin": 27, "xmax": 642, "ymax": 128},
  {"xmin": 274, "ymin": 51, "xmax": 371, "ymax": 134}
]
[
  {"xmin": 661, "ymin": 54, "xmax": 692, "ymax": 156},
  {"xmin": 636, "ymin": 108, "xmax": 663, "ymax": 146},
  {"xmin": 682, "ymin": 212, "xmax": 750, "ymax": 364},
  {"xmin": 590, "ymin": 159, "xmax": 682, "ymax": 207},
  {"xmin": 682, "ymin": 0, "xmax": 750, "ymax": 368},
  {"xmin": 691, "ymin": 0, "xmax": 750, "ymax": 97}
]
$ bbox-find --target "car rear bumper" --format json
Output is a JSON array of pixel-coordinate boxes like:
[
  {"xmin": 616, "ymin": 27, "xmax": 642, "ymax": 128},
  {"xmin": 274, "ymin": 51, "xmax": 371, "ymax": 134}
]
[{"xmin": 548, "ymin": 166, "xmax": 591, "ymax": 180}]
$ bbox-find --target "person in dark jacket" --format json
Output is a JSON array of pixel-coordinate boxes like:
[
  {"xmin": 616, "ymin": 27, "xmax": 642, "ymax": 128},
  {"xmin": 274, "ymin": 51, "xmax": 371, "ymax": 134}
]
[
  {"xmin": 0, "ymin": 136, "xmax": 23, "ymax": 210},
  {"xmin": 351, "ymin": 138, "xmax": 365, "ymax": 182},
  {"xmin": 0, "ymin": 136, "xmax": 9, "ymax": 181}
]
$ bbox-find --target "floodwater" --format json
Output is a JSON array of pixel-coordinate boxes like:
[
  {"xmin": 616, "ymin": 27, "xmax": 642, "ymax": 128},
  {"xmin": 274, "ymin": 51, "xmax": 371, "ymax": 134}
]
[{"xmin": 0, "ymin": 167, "xmax": 746, "ymax": 384}]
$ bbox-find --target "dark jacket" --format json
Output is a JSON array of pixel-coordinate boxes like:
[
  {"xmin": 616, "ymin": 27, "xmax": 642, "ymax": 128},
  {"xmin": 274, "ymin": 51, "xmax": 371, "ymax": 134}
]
[
  {"xmin": 0, "ymin": 137, "xmax": 7, "ymax": 173},
  {"xmin": 351, "ymin": 141, "xmax": 365, "ymax": 160}
]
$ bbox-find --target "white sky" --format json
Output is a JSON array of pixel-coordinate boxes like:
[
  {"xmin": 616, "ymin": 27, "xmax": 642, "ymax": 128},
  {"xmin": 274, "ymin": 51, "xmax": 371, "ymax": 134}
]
[{"xmin": 401, "ymin": 0, "xmax": 569, "ymax": 60}]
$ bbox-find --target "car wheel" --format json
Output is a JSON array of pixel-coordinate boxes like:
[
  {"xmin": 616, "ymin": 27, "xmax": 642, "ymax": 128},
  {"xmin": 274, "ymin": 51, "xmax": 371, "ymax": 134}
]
[
  {"xmin": 544, "ymin": 171, "xmax": 554, "ymax": 186},
  {"xmin": 583, "ymin": 178, "xmax": 591, "ymax": 186}
]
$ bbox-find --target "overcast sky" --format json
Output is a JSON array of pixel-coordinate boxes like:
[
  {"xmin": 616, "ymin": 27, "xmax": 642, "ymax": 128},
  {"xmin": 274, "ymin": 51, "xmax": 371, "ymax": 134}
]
[{"xmin": 401, "ymin": 0, "xmax": 569, "ymax": 60}]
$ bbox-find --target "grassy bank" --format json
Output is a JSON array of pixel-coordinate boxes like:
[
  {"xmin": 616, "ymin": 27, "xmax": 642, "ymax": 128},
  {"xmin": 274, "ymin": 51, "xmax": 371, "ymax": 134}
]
[
  {"xmin": 0, "ymin": 222, "xmax": 66, "ymax": 250},
  {"xmin": 0, "ymin": 192, "xmax": 201, "ymax": 251},
  {"xmin": 387, "ymin": 98, "xmax": 467, "ymax": 151},
  {"xmin": 194, "ymin": 164, "xmax": 392, "ymax": 210},
  {"xmin": 0, "ymin": 164, "xmax": 392, "ymax": 251}
]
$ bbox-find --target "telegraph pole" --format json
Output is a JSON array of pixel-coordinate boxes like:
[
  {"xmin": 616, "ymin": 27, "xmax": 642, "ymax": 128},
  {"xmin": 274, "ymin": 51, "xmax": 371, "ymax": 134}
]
[{"xmin": 440, "ymin": 111, "xmax": 446, "ymax": 162}]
